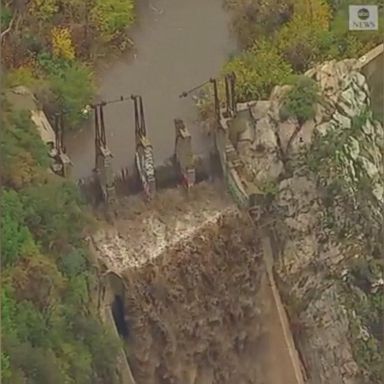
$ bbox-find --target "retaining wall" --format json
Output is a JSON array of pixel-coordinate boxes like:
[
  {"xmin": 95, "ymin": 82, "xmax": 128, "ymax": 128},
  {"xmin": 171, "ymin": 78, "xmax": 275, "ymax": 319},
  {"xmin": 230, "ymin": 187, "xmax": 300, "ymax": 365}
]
[
  {"xmin": 214, "ymin": 128, "xmax": 250, "ymax": 208},
  {"xmin": 224, "ymin": 167, "xmax": 249, "ymax": 208}
]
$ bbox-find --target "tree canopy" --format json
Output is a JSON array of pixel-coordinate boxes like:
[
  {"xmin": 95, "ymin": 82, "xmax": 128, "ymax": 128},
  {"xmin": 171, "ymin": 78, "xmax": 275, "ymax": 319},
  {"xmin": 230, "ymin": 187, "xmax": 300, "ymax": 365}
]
[{"xmin": 1, "ymin": 104, "xmax": 119, "ymax": 383}]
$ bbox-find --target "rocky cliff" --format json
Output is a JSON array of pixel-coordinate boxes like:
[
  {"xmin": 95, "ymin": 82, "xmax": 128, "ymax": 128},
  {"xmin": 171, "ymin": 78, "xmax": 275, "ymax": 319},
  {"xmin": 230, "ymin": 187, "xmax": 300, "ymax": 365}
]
[{"xmin": 232, "ymin": 59, "xmax": 384, "ymax": 384}]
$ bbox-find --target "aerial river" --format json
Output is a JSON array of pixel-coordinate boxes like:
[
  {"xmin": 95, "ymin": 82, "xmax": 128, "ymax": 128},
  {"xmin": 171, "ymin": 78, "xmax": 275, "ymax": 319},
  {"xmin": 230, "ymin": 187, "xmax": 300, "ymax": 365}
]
[{"xmin": 65, "ymin": 0, "xmax": 237, "ymax": 179}]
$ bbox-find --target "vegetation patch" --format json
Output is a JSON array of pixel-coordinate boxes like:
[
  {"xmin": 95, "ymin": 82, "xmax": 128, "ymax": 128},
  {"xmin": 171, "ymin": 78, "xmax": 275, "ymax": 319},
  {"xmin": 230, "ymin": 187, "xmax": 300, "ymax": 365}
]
[
  {"xmin": 343, "ymin": 262, "xmax": 384, "ymax": 384},
  {"xmin": 0, "ymin": 101, "xmax": 121, "ymax": 383},
  {"xmin": 225, "ymin": 0, "xmax": 383, "ymax": 102},
  {"xmin": 90, "ymin": 0, "xmax": 135, "ymax": 43},
  {"xmin": 308, "ymin": 108, "xmax": 383, "ymax": 253},
  {"xmin": 224, "ymin": 39, "xmax": 293, "ymax": 101},
  {"xmin": 223, "ymin": 0, "xmax": 294, "ymax": 48},
  {"xmin": 279, "ymin": 76, "xmax": 320, "ymax": 125},
  {"xmin": 1, "ymin": 3, "xmax": 135, "ymax": 380},
  {"xmin": 1, "ymin": 0, "xmax": 135, "ymax": 130}
]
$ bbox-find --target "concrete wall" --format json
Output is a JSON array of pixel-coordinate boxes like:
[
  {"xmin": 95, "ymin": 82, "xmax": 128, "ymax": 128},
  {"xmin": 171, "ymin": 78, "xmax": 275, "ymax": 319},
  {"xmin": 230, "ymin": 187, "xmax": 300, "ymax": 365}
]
[
  {"xmin": 87, "ymin": 239, "xmax": 137, "ymax": 384},
  {"xmin": 215, "ymin": 128, "xmax": 250, "ymax": 208},
  {"xmin": 102, "ymin": 274, "xmax": 137, "ymax": 384},
  {"xmin": 357, "ymin": 44, "xmax": 384, "ymax": 122},
  {"xmin": 225, "ymin": 168, "xmax": 249, "ymax": 208}
]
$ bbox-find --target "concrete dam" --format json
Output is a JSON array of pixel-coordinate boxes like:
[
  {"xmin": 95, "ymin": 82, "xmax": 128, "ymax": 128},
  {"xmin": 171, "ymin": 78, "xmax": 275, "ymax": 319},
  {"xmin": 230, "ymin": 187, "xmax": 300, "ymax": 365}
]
[
  {"xmin": 85, "ymin": 44, "xmax": 383, "ymax": 384},
  {"xmin": 8, "ymin": 0, "xmax": 382, "ymax": 378}
]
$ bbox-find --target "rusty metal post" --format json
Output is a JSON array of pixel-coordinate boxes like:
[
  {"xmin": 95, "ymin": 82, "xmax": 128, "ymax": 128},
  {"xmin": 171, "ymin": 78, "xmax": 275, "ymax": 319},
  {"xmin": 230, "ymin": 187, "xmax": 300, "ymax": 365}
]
[
  {"xmin": 94, "ymin": 105, "xmax": 100, "ymax": 168},
  {"xmin": 230, "ymin": 72, "xmax": 237, "ymax": 115},
  {"xmin": 131, "ymin": 95, "xmax": 140, "ymax": 145},
  {"xmin": 138, "ymin": 96, "xmax": 146, "ymax": 137},
  {"xmin": 225, "ymin": 75, "xmax": 230, "ymax": 116},
  {"xmin": 130, "ymin": 95, "xmax": 156, "ymax": 199},
  {"xmin": 99, "ymin": 103, "xmax": 107, "ymax": 147},
  {"xmin": 210, "ymin": 78, "xmax": 220, "ymax": 129},
  {"xmin": 224, "ymin": 72, "xmax": 237, "ymax": 118}
]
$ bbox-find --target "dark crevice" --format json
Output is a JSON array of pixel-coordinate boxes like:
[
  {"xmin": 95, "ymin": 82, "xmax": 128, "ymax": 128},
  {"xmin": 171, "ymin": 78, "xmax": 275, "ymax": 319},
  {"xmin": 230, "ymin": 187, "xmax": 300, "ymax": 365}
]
[{"xmin": 112, "ymin": 294, "xmax": 129, "ymax": 339}]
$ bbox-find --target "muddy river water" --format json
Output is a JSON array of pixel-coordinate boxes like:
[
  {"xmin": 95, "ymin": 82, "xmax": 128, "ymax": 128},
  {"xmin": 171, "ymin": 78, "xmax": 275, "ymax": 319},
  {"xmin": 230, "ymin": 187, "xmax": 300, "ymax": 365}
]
[{"xmin": 65, "ymin": 0, "xmax": 237, "ymax": 179}]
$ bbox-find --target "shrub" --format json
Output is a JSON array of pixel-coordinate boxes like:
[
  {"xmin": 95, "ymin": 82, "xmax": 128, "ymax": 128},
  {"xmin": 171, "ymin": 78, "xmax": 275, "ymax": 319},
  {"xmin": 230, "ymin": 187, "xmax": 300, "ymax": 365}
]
[
  {"xmin": 293, "ymin": 0, "xmax": 331, "ymax": 29},
  {"xmin": 225, "ymin": 0, "xmax": 294, "ymax": 48},
  {"xmin": 91, "ymin": 0, "xmax": 135, "ymax": 42},
  {"xmin": 0, "ymin": 110, "xmax": 49, "ymax": 188},
  {"xmin": 1, "ymin": 5, "xmax": 12, "ymax": 26},
  {"xmin": 280, "ymin": 75, "xmax": 320, "ymax": 124},
  {"xmin": 5, "ymin": 67, "xmax": 40, "ymax": 89},
  {"xmin": 1, "ymin": 352, "xmax": 11, "ymax": 382},
  {"xmin": 51, "ymin": 27, "xmax": 76, "ymax": 61},
  {"xmin": 5, "ymin": 340, "xmax": 67, "ymax": 384},
  {"xmin": 50, "ymin": 63, "xmax": 94, "ymax": 128},
  {"xmin": 224, "ymin": 39, "xmax": 293, "ymax": 101},
  {"xmin": 275, "ymin": 1, "xmax": 332, "ymax": 72},
  {"xmin": 0, "ymin": 190, "xmax": 39, "ymax": 268},
  {"xmin": 28, "ymin": 0, "xmax": 59, "ymax": 22},
  {"xmin": 21, "ymin": 179, "xmax": 92, "ymax": 250},
  {"xmin": 37, "ymin": 54, "xmax": 96, "ymax": 128}
]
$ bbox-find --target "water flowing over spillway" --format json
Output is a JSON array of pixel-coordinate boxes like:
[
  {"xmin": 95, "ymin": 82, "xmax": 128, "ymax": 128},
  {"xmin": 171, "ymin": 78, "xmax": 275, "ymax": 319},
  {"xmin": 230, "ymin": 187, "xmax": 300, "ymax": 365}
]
[{"xmin": 92, "ymin": 184, "xmax": 304, "ymax": 384}]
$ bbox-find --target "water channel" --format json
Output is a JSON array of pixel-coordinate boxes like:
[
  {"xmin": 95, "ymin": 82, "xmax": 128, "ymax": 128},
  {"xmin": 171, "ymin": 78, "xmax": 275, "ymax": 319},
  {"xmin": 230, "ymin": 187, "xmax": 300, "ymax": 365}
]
[{"xmin": 65, "ymin": 0, "xmax": 237, "ymax": 179}]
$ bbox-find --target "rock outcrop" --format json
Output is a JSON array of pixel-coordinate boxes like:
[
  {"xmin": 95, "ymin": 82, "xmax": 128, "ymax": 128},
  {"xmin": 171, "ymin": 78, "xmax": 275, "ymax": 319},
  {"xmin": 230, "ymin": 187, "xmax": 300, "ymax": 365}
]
[{"xmin": 231, "ymin": 59, "xmax": 384, "ymax": 384}]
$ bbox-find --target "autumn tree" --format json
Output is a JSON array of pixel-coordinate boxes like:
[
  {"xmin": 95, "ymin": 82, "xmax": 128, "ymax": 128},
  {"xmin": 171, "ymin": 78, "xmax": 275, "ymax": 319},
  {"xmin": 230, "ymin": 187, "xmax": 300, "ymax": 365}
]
[{"xmin": 51, "ymin": 27, "xmax": 75, "ymax": 61}]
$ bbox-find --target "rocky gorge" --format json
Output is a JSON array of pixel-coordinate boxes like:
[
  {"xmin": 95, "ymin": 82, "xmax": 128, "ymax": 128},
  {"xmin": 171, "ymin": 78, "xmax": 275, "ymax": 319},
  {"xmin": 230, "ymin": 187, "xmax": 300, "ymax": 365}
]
[{"xmin": 228, "ymin": 52, "xmax": 384, "ymax": 383}]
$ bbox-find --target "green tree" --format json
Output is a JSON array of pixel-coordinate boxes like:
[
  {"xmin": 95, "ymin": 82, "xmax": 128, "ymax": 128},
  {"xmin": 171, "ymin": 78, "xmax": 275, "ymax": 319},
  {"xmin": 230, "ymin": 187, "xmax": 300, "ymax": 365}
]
[
  {"xmin": 12, "ymin": 300, "xmax": 48, "ymax": 348},
  {"xmin": 280, "ymin": 75, "xmax": 320, "ymax": 124},
  {"xmin": 224, "ymin": 39, "xmax": 293, "ymax": 100},
  {"xmin": 47, "ymin": 60, "xmax": 95, "ymax": 129},
  {"xmin": 275, "ymin": 3, "xmax": 331, "ymax": 72},
  {"xmin": 0, "ymin": 110, "xmax": 49, "ymax": 188},
  {"xmin": 21, "ymin": 179, "xmax": 92, "ymax": 250},
  {"xmin": 0, "ymin": 4, "xmax": 13, "ymax": 26},
  {"xmin": 28, "ymin": 0, "xmax": 59, "ymax": 22},
  {"xmin": 0, "ymin": 190, "xmax": 38, "ymax": 267},
  {"xmin": 1, "ymin": 352, "xmax": 12, "ymax": 382},
  {"xmin": 91, "ymin": 0, "xmax": 135, "ymax": 42},
  {"xmin": 5, "ymin": 339, "xmax": 67, "ymax": 384}
]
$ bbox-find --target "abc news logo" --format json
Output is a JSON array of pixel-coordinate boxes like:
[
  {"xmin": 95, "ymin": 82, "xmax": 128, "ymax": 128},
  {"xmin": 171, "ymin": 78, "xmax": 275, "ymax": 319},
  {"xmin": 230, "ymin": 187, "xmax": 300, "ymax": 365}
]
[{"xmin": 349, "ymin": 5, "xmax": 378, "ymax": 30}]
